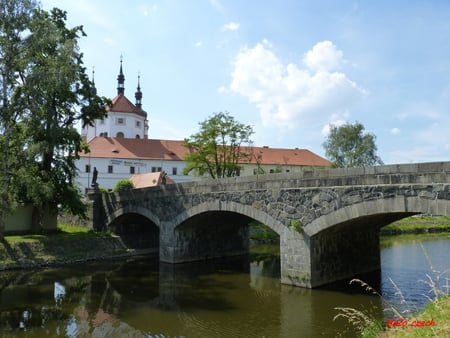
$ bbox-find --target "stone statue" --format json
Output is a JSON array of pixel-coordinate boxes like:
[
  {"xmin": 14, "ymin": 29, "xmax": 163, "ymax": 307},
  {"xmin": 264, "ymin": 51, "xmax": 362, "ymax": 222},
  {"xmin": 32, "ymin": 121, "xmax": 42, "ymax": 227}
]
[{"xmin": 91, "ymin": 167, "xmax": 98, "ymax": 187}]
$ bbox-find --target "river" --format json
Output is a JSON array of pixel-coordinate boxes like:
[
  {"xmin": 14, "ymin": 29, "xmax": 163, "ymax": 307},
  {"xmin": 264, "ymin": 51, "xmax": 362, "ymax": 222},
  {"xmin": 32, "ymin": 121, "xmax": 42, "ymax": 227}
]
[{"xmin": 0, "ymin": 234, "xmax": 449, "ymax": 337}]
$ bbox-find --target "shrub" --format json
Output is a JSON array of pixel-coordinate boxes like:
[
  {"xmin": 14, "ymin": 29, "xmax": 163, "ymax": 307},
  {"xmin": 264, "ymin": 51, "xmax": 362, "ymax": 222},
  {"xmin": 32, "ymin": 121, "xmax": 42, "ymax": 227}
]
[{"xmin": 112, "ymin": 179, "xmax": 134, "ymax": 192}]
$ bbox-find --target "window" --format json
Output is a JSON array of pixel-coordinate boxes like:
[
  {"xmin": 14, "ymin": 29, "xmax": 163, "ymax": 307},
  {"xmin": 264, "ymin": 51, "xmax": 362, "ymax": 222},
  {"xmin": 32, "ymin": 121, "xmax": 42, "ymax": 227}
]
[
  {"xmin": 99, "ymin": 119, "xmax": 105, "ymax": 125},
  {"xmin": 130, "ymin": 166, "xmax": 135, "ymax": 174},
  {"xmin": 108, "ymin": 165, "xmax": 113, "ymax": 173},
  {"xmin": 136, "ymin": 134, "xmax": 140, "ymax": 139},
  {"xmin": 136, "ymin": 121, "xmax": 141, "ymax": 127},
  {"xmin": 235, "ymin": 169, "xmax": 240, "ymax": 177},
  {"xmin": 116, "ymin": 132, "xmax": 124, "ymax": 138},
  {"xmin": 172, "ymin": 167, "xmax": 177, "ymax": 175},
  {"xmin": 151, "ymin": 166, "xmax": 162, "ymax": 173},
  {"xmin": 269, "ymin": 169, "xmax": 274, "ymax": 173},
  {"xmin": 85, "ymin": 165, "xmax": 91, "ymax": 173},
  {"xmin": 116, "ymin": 117, "xmax": 125, "ymax": 125}
]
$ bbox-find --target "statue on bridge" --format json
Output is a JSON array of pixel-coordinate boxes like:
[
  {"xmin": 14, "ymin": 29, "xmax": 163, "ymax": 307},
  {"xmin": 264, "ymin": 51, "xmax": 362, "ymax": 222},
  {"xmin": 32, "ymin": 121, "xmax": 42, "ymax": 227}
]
[{"xmin": 91, "ymin": 167, "xmax": 99, "ymax": 188}]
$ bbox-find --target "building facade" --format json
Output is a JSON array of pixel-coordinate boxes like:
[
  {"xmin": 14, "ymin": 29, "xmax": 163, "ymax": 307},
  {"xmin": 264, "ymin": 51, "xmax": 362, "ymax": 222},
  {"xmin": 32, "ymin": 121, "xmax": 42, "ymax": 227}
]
[{"xmin": 75, "ymin": 61, "xmax": 330, "ymax": 192}]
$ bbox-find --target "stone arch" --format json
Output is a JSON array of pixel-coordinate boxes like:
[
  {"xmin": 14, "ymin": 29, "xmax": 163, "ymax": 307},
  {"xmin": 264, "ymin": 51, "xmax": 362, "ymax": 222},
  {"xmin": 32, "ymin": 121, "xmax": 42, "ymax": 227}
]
[
  {"xmin": 170, "ymin": 200, "xmax": 286, "ymax": 235},
  {"xmin": 106, "ymin": 205, "xmax": 161, "ymax": 229},
  {"xmin": 305, "ymin": 195, "xmax": 450, "ymax": 237}
]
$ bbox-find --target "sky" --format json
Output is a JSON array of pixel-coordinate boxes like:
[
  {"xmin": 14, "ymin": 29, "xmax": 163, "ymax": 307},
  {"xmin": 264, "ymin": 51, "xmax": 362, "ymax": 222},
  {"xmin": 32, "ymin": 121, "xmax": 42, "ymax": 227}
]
[{"xmin": 40, "ymin": 0, "xmax": 450, "ymax": 164}]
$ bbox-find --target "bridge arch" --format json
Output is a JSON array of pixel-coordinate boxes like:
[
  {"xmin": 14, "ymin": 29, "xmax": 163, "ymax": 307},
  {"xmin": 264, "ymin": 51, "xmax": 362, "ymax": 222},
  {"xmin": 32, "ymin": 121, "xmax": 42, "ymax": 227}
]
[
  {"xmin": 158, "ymin": 201, "xmax": 286, "ymax": 263},
  {"xmin": 106, "ymin": 205, "xmax": 161, "ymax": 228},
  {"xmin": 107, "ymin": 205, "xmax": 161, "ymax": 252},
  {"xmin": 301, "ymin": 195, "xmax": 450, "ymax": 287},
  {"xmin": 171, "ymin": 201, "xmax": 285, "ymax": 235},
  {"xmin": 305, "ymin": 195, "xmax": 450, "ymax": 237}
]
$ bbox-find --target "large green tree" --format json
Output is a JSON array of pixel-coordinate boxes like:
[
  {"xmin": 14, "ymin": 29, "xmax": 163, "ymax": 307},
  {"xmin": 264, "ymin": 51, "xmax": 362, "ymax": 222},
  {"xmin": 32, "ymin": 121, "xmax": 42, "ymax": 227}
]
[
  {"xmin": 0, "ymin": 1, "xmax": 108, "ymax": 234},
  {"xmin": 183, "ymin": 112, "xmax": 254, "ymax": 178},
  {"xmin": 322, "ymin": 122, "xmax": 383, "ymax": 168},
  {"xmin": 0, "ymin": 0, "xmax": 38, "ymax": 238}
]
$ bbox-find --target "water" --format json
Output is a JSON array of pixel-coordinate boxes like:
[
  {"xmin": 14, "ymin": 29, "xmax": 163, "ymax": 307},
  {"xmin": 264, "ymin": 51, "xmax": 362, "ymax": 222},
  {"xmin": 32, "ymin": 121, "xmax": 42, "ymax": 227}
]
[{"xmin": 0, "ymin": 235, "xmax": 449, "ymax": 337}]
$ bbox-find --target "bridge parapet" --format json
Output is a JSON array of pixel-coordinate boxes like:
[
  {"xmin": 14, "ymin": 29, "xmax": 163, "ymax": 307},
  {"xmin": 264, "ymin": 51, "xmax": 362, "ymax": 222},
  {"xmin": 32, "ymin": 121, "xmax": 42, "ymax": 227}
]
[{"xmin": 153, "ymin": 161, "xmax": 450, "ymax": 193}]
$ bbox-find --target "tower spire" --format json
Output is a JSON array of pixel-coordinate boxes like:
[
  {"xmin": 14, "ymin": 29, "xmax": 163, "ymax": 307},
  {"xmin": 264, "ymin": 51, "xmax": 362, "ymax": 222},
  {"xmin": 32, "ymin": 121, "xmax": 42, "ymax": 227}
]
[
  {"xmin": 91, "ymin": 66, "xmax": 97, "ymax": 95},
  {"xmin": 135, "ymin": 73, "xmax": 142, "ymax": 108},
  {"xmin": 117, "ymin": 56, "xmax": 125, "ymax": 95}
]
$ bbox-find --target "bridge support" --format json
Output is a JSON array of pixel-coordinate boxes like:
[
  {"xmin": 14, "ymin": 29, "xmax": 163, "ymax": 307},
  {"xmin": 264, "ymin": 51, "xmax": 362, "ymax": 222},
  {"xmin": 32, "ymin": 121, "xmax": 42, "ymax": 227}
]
[
  {"xmin": 311, "ymin": 227, "xmax": 380, "ymax": 287},
  {"xmin": 280, "ymin": 229, "xmax": 313, "ymax": 287},
  {"xmin": 280, "ymin": 227, "xmax": 380, "ymax": 288}
]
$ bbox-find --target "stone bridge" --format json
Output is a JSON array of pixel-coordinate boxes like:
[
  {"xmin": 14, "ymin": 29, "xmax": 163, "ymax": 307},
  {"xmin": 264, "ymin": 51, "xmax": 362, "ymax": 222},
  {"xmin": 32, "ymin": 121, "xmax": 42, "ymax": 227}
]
[{"xmin": 88, "ymin": 161, "xmax": 450, "ymax": 288}]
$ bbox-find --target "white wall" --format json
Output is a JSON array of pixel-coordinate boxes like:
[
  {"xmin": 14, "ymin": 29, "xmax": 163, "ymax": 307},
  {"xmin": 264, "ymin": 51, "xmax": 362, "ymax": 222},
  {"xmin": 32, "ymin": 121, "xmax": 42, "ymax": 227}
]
[{"xmin": 75, "ymin": 156, "xmax": 193, "ymax": 192}]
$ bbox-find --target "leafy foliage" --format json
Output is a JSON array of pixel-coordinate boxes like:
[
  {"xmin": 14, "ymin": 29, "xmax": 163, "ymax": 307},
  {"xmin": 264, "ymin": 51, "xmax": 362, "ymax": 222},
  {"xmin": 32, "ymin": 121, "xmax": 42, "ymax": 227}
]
[
  {"xmin": 183, "ymin": 112, "xmax": 254, "ymax": 178},
  {"xmin": 323, "ymin": 122, "xmax": 383, "ymax": 168},
  {"xmin": 0, "ymin": 1, "xmax": 108, "ymax": 234},
  {"xmin": 112, "ymin": 179, "xmax": 134, "ymax": 192}
]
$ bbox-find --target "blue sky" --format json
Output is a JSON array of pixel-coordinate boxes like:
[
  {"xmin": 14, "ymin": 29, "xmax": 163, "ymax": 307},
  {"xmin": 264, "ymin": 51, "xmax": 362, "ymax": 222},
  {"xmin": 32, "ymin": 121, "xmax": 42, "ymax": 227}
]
[{"xmin": 41, "ymin": 0, "xmax": 450, "ymax": 164}]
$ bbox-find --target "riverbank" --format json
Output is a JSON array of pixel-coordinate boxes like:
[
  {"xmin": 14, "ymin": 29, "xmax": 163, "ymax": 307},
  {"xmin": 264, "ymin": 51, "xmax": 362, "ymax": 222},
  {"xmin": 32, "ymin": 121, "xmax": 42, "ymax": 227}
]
[
  {"xmin": 371, "ymin": 295, "xmax": 450, "ymax": 337},
  {"xmin": 0, "ymin": 224, "xmax": 152, "ymax": 271},
  {"xmin": 380, "ymin": 215, "xmax": 450, "ymax": 235}
]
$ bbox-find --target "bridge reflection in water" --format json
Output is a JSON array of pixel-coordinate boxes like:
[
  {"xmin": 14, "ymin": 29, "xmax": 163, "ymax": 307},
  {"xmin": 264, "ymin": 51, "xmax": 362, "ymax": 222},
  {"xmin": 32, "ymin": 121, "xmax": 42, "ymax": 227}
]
[
  {"xmin": 90, "ymin": 161, "xmax": 450, "ymax": 288},
  {"xmin": 0, "ymin": 251, "xmax": 383, "ymax": 337}
]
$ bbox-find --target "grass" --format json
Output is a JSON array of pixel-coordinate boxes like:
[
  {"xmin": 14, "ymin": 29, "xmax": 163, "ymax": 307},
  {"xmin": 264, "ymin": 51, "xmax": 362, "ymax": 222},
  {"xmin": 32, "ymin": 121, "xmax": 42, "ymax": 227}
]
[
  {"xmin": 381, "ymin": 215, "xmax": 450, "ymax": 235},
  {"xmin": 0, "ymin": 224, "xmax": 126, "ymax": 270},
  {"xmin": 334, "ymin": 242, "xmax": 450, "ymax": 337}
]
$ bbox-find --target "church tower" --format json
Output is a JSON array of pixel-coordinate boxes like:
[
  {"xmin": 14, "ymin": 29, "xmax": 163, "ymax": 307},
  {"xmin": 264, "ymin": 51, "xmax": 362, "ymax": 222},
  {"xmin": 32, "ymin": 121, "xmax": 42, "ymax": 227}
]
[{"xmin": 81, "ymin": 59, "xmax": 149, "ymax": 141}]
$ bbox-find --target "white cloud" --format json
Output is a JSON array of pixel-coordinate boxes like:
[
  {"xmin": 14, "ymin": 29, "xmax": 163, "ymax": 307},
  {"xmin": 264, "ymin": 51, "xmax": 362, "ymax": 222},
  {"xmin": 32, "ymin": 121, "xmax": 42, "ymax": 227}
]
[
  {"xmin": 321, "ymin": 117, "xmax": 347, "ymax": 136},
  {"xmin": 303, "ymin": 40, "xmax": 344, "ymax": 72},
  {"xmin": 195, "ymin": 41, "xmax": 203, "ymax": 47},
  {"xmin": 228, "ymin": 40, "xmax": 366, "ymax": 129},
  {"xmin": 223, "ymin": 22, "xmax": 240, "ymax": 31},
  {"xmin": 391, "ymin": 127, "xmax": 401, "ymax": 135}
]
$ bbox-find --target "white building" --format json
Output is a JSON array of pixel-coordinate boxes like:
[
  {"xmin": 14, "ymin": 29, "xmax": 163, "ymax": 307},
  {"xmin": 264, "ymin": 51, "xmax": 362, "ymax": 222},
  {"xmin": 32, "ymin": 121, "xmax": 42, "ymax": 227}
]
[
  {"xmin": 75, "ymin": 61, "xmax": 330, "ymax": 192},
  {"xmin": 81, "ymin": 60, "xmax": 148, "ymax": 142}
]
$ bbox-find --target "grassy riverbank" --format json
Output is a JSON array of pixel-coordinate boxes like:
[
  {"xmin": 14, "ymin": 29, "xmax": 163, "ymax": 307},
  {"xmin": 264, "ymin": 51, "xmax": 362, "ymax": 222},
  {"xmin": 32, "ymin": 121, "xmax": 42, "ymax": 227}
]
[
  {"xmin": 0, "ymin": 224, "xmax": 133, "ymax": 270},
  {"xmin": 374, "ymin": 295, "xmax": 450, "ymax": 337},
  {"xmin": 380, "ymin": 215, "xmax": 450, "ymax": 235}
]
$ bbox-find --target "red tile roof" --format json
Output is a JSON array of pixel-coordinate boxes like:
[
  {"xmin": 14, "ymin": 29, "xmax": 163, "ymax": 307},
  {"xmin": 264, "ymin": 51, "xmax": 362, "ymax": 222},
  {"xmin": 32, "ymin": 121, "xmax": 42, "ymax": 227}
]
[
  {"xmin": 80, "ymin": 137, "xmax": 330, "ymax": 167},
  {"xmin": 240, "ymin": 145, "xmax": 331, "ymax": 166},
  {"xmin": 130, "ymin": 172, "xmax": 175, "ymax": 188},
  {"xmin": 80, "ymin": 137, "xmax": 190, "ymax": 160},
  {"xmin": 107, "ymin": 94, "xmax": 147, "ymax": 117}
]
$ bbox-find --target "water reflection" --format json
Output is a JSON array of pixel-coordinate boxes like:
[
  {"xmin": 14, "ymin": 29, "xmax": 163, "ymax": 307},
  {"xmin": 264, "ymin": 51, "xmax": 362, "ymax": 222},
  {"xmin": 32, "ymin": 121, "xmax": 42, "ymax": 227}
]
[{"xmin": 0, "ymin": 236, "xmax": 448, "ymax": 337}]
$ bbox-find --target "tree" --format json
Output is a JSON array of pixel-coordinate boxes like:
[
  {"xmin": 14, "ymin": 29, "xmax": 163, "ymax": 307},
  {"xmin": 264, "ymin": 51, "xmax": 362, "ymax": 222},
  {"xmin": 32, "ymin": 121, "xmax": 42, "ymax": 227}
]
[
  {"xmin": 0, "ymin": 2, "xmax": 108, "ymax": 234},
  {"xmin": 112, "ymin": 179, "xmax": 134, "ymax": 192},
  {"xmin": 183, "ymin": 112, "xmax": 254, "ymax": 178},
  {"xmin": 322, "ymin": 122, "xmax": 383, "ymax": 168},
  {"xmin": 0, "ymin": 0, "xmax": 38, "ymax": 238}
]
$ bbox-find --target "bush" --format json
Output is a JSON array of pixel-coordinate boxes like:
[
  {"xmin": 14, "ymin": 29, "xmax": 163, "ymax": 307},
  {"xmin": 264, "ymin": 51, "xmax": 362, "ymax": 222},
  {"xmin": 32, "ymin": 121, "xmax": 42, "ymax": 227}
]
[{"xmin": 112, "ymin": 179, "xmax": 134, "ymax": 192}]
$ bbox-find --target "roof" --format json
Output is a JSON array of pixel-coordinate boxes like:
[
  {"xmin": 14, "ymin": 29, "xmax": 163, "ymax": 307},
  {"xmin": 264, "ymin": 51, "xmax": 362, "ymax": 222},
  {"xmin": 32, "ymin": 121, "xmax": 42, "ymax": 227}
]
[
  {"xmin": 130, "ymin": 172, "xmax": 175, "ymax": 188},
  {"xmin": 240, "ymin": 146, "xmax": 331, "ymax": 167},
  {"xmin": 80, "ymin": 137, "xmax": 330, "ymax": 166},
  {"xmin": 80, "ymin": 137, "xmax": 191, "ymax": 160},
  {"xmin": 107, "ymin": 94, "xmax": 147, "ymax": 118}
]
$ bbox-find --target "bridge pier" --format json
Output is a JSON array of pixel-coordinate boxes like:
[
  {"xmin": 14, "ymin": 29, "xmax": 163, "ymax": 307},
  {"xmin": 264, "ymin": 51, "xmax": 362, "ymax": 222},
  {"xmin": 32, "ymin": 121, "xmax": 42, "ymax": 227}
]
[
  {"xmin": 310, "ymin": 227, "xmax": 380, "ymax": 287},
  {"xmin": 280, "ymin": 227, "xmax": 380, "ymax": 288},
  {"xmin": 280, "ymin": 229, "xmax": 313, "ymax": 288}
]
